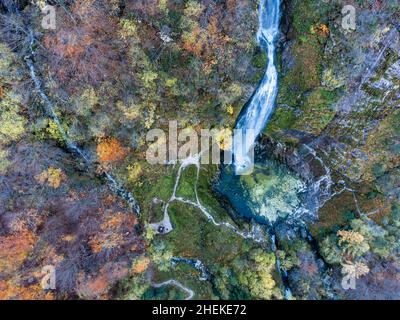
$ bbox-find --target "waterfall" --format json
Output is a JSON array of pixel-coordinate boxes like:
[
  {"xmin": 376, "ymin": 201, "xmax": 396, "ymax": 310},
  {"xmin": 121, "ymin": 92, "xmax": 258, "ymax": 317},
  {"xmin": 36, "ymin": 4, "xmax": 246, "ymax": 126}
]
[{"xmin": 233, "ymin": 0, "xmax": 281, "ymax": 174}]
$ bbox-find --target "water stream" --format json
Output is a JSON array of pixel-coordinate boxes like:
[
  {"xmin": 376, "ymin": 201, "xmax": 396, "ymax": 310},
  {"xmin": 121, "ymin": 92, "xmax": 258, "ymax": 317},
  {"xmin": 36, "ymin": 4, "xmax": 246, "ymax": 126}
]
[
  {"xmin": 219, "ymin": 0, "xmax": 332, "ymax": 298},
  {"xmin": 20, "ymin": 0, "xmax": 329, "ymax": 300},
  {"xmin": 233, "ymin": 0, "xmax": 281, "ymax": 174}
]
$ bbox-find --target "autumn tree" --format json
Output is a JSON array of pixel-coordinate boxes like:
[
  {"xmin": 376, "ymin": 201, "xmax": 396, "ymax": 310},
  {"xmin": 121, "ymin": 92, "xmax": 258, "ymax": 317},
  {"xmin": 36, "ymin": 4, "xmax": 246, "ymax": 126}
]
[
  {"xmin": 238, "ymin": 249, "xmax": 277, "ymax": 300},
  {"xmin": 182, "ymin": 1, "xmax": 230, "ymax": 71},
  {"xmin": 126, "ymin": 0, "xmax": 163, "ymax": 19},
  {"xmin": 35, "ymin": 167, "xmax": 66, "ymax": 188},
  {"xmin": 96, "ymin": 138, "xmax": 128, "ymax": 163},
  {"xmin": 227, "ymin": 249, "xmax": 278, "ymax": 300},
  {"xmin": 44, "ymin": 0, "xmax": 125, "ymax": 91},
  {"xmin": 0, "ymin": 229, "xmax": 37, "ymax": 276}
]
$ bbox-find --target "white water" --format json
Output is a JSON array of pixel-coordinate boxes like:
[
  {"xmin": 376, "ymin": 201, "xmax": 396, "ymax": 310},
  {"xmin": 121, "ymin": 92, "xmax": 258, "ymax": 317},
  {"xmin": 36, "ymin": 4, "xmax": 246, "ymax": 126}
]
[{"xmin": 233, "ymin": 0, "xmax": 281, "ymax": 174}]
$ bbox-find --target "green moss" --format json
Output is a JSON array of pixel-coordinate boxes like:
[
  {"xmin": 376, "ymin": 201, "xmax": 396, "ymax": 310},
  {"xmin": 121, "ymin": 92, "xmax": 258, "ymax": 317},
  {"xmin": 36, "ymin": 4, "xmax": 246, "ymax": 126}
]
[
  {"xmin": 291, "ymin": 0, "xmax": 332, "ymax": 37},
  {"xmin": 127, "ymin": 164, "xmax": 176, "ymax": 222},
  {"xmin": 293, "ymin": 88, "xmax": 338, "ymax": 134},
  {"xmin": 165, "ymin": 200, "xmax": 251, "ymax": 269},
  {"xmin": 308, "ymin": 190, "xmax": 359, "ymax": 240},
  {"xmin": 240, "ymin": 174, "xmax": 257, "ymax": 189},
  {"xmin": 280, "ymin": 38, "xmax": 324, "ymax": 99},
  {"xmin": 265, "ymin": 107, "xmax": 295, "ymax": 134},
  {"xmin": 142, "ymin": 285, "xmax": 186, "ymax": 300},
  {"xmin": 196, "ymin": 164, "xmax": 238, "ymax": 223},
  {"xmin": 251, "ymin": 49, "xmax": 267, "ymax": 69},
  {"xmin": 176, "ymin": 164, "xmax": 198, "ymax": 201},
  {"xmin": 268, "ymin": 0, "xmax": 337, "ymax": 135}
]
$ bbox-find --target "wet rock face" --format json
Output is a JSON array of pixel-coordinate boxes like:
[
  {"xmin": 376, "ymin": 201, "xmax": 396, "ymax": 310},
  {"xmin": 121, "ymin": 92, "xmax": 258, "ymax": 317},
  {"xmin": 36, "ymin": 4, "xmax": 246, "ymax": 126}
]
[
  {"xmin": 254, "ymin": 1, "xmax": 400, "ymax": 300},
  {"xmin": 216, "ymin": 159, "xmax": 308, "ymax": 225},
  {"xmin": 268, "ymin": 0, "xmax": 399, "ymax": 183},
  {"xmin": 257, "ymin": 135, "xmax": 325, "ymax": 183},
  {"xmin": 256, "ymin": 136, "xmax": 334, "ymax": 220},
  {"xmin": 260, "ymin": 0, "xmax": 399, "ymax": 207}
]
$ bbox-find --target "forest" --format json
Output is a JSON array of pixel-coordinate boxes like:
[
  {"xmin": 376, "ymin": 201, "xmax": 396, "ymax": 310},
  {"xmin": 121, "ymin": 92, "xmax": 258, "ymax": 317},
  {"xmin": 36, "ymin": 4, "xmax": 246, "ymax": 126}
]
[{"xmin": 0, "ymin": 0, "xmax": 399, "ymax": 300}]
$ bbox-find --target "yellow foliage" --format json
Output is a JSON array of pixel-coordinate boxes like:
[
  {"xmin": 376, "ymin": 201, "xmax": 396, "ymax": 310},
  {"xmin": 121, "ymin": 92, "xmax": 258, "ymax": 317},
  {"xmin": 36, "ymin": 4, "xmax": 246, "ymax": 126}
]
[
  {"xmin": 117, "ymin": 100, "xmax": 141, "ymax": 121},
  {"xmin": 337, "ymin": 230, "xmax": 365, "ymax": 245},
  {"xmin": 119, "ymin": 18, "xmax": 138, "ymax": 39},
  {"xmin": 0, "ymin": 148, "xmax": 10, "ymax": 173},
  {"xmin": 341, "ymin": 261, "xmax": 370, "ymax": 279},
  {"xmin": 159, "ymin": 0, "xmax": 168, "ymax": 14},
  {"xmin": 61, "ymin": 235, "xmax": 76, "ymax": 242},
  {"xmin": 35, "ymin": 167, "xmax": 66, "ymax": 188},
  {"xmin": 0, "ymin": 43, "xmax": 18, "ymax": 82},
  {"xmin": 0, "ymin": 92, "xmax": 26, "ymax": 144},
  {"xmin": 226, "ymin": 105, "xmax": 234, "ymax": 115},
  {"xmin": 184, "ymin": 0, "xmax": 205, "ymax": 17},
  {"xmin": 46, "ymin": 120, "xmax": 64, "ymax": 143},
  {"xmin": 127, "ymin": 163, "xmax": 142, "ymax": 183}
]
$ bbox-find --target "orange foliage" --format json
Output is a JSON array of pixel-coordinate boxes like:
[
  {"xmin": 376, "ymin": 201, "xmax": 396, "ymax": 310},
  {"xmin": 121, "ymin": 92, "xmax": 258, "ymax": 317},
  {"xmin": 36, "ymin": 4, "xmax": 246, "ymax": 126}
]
[
  {"xmin": 183, "ymin": 26, "xmax": 204, "ymax": 57},
  {"xmin": 0, "ymin": 229, "xmax": 37, "ymax": 274},
  {"xmin": 0, "ymin": 280, "xmax": 54, "ymax": 300},
  {"xmin": 44, "ymin": 0, "xmax": 124, "ymax": 91},
  {"xmin": 89, "ymin": 233, "xmax": 124, "ymax": 253},
  {"xmin": 96, "ymin": 138, "xmax": 127, "ymax": 163},
  {"xmin": 207, "ymin": 15, "xmax": 231, "ymax": 48},
  {"xmin": 78, "ymin": 272, "xmax": 109, "ymax": 299},
  {"xmin": 311, "ymin": 24, "xmax": 330, "ymax": 37},
  {"xmin": 8, "ymin": 209, "xmax": 42, "ymax": 234},
  {"xmin": 183, "ymin": 12, "xmax": 230, "ymax": 68},
  {"xmin": 131, "ymin": 257, "xmax": 150, "ymax": 274},
  {"xmin": 102, "ymin": 194, "xmax": 118, "ymax": 206},
  {"xmin": 89, "ymin": 211, "xmax": 137, "ymax": 253},
  {"xmin": 101, "ymin": 212, "xmax": 136, "ymax": 230},
  {"xmin": 319, "ymin": 24, "xmax": 330, "ymax": 37},
  {"xmin": 77, "ymin": 262, "xmax": 128, "ymax": 299}
]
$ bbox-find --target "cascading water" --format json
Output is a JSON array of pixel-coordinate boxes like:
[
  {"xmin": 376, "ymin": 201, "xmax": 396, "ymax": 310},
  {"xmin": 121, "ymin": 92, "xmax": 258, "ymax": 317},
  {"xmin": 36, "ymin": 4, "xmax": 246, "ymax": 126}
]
[{"xmin": 233, "ymin": 0, "xmax": 281, "ymax": 174}]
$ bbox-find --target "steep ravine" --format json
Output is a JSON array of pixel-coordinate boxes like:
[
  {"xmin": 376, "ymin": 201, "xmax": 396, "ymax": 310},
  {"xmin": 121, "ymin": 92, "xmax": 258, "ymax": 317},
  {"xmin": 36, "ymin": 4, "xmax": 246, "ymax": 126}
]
[
  {"xmin": 215, "ymin": 0, "xmax": 339, "ymax": 299},
  {"xmin": 217, "ymin": 0, "xmax": 400, "ymax": 300}
]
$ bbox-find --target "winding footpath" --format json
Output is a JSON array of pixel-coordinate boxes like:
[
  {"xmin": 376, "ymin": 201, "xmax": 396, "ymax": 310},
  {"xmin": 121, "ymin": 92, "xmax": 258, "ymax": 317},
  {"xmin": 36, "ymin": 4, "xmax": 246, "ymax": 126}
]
[
  {"xmin": 151, "ymin": 279, "xmax": 194, "ymax": 300},
  {"xmin": 149, "ymin": 0, "xmax": 283, "ymax": 299},
  {"xmin": 148, "ymin": 153, "xmax": 265, "ymax": 242}
]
